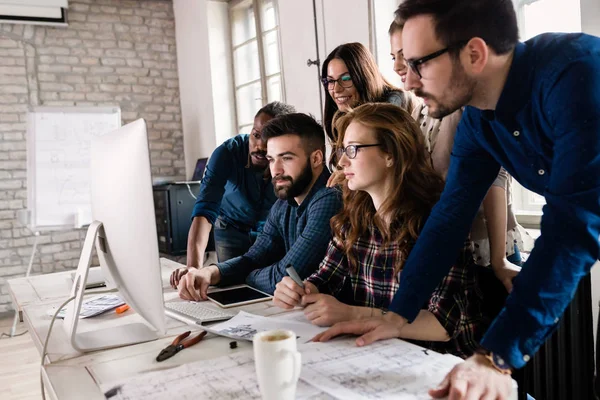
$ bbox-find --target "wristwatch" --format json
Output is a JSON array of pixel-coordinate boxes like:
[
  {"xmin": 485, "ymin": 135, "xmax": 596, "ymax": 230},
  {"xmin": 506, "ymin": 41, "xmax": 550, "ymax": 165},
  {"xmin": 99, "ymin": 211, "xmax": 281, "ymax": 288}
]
[{"xmin": 475, "ymin": 348, "xmax": 513, "ymax": 375}]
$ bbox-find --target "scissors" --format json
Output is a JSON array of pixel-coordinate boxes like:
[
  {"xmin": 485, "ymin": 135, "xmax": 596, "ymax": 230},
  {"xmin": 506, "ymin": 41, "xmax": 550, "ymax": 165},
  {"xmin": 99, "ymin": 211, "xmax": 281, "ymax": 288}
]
[{"xmin": 156, "ymin": 330, "xmax": 207, "ymax": 362}]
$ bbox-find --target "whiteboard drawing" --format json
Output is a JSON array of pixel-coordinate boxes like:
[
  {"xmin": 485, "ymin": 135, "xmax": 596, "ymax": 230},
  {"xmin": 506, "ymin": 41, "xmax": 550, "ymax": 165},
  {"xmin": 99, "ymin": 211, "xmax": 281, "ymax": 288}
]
[{"xmin": 27, "ymin": 107, "xmax": 121, "ymax": 230}]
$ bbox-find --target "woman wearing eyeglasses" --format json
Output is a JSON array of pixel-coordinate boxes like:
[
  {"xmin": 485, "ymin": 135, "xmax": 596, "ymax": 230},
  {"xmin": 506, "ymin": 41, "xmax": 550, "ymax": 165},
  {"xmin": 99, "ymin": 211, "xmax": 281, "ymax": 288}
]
[
  {"xmin": 321, "ymin": 42, "xmax": 419, "ymax": 153},
  {"xmin": 274, "ymin": 103, "xmax": 488, "ymax": 358},
  {"xmin": 389, "ymin": 20, "xmax": 529, "ymax": 319}
]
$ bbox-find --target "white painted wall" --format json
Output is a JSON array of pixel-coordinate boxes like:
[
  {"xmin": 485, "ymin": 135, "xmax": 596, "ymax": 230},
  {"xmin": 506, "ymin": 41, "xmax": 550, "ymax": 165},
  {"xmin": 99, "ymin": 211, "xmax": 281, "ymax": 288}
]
[
  {"xmin": 277, "ymin": 0, "xmax": 372, "ymax": 122},
  {"xmin": 277, "ymin": 0, "xmax": 324, "ymax": 119},
  {"xmin": 320, "ymin": 0, "xmax": 370, "ymax": 53},
  {"xmin": 581, "ymin": 0, "xmax": 600, "ymax": 36},
  {"xmin": 207, "ymin": 1, "xmax": 236, "ymax": 146},
  {"xmin": 173, "ymin": 0, "xmax": 217, "ymax": 179},
  {"xmin": 372, "ymin": 0, "xmax": 403, "ymax": 87}
]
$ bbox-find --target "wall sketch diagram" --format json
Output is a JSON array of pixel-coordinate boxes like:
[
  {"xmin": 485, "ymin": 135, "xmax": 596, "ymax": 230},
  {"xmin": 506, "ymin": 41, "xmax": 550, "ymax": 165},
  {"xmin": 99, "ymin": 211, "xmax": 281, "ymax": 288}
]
[{"xmin": 28, "ymin": 108, "xmax": 121, "ymax": 229}]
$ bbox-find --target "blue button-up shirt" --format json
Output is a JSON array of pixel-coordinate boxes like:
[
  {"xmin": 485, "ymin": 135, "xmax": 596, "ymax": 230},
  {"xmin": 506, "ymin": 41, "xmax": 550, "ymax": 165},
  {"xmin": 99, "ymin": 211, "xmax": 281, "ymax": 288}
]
[
  {"xmin": 191, "ymin": 134, "xmax": 277, "ymax": 231},
  {"xmin": 389, "ymin": 33, "xmax": 600, "ymax": 369},
  {"xmin": 217, "ymin": 169, "xmax": 342, "ymax": 294}
]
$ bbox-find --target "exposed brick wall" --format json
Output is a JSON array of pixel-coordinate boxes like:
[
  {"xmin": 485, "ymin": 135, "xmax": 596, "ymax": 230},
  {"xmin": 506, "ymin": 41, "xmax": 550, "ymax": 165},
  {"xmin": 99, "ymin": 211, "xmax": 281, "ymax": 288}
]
[{"xmin": 0, "ymin": 0, "xmax": 184, "ymax": 312}]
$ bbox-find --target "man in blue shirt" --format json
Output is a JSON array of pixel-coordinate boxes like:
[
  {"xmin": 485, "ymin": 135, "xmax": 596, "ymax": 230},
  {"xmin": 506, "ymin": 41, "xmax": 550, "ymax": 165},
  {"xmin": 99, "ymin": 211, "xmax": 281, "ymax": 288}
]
[
  {"xmin": 315, "ymin": 1, "xmax": 600, "ymax": 398},
  {"xmin": 177, "ymin": 113, "xmax": 342, "ymax": 299},
  {"xmin": 170, "ymin": 102, "xmax": 295, "ymax": 289}
]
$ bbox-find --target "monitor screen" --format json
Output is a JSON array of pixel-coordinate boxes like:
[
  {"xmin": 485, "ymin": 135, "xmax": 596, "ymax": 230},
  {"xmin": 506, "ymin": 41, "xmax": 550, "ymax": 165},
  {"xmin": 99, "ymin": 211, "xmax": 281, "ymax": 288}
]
[{"xmin": 192, "ymin": 158, "xmax": 208, "ymax": 181}]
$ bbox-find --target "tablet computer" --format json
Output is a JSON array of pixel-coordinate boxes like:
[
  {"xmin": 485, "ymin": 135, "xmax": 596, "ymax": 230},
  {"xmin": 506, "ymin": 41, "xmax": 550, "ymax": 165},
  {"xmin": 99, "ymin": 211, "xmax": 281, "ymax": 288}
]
[{"xmin": 207, "ymin": 285, "xmax": 272, "ymax": 308}]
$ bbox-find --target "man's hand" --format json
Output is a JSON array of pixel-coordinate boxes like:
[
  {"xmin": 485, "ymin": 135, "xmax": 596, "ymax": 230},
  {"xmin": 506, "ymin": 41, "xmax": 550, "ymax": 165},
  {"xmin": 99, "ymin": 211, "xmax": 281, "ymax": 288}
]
[
  {"xmin": 302, "ymin": 294, "xmax": 359, "ymax": 326},
  {"xmin": 429, "ymin": 354, "xmax": 513, "ymax": 400},
  {"xmin": 326, "ymin": 170, "xmax": 346, "ymax": 188},
  {"xmin": 170, "ymin": 267, "xmax": 192, "ymax": 289},
  {"xmin": 177, "ymin": 265, "xmax": 221, "ymax": 301},
  {"xmin": 491, "ymin": 258, "xmax": 522, "ymax": 293},
  {"xmin": 273, "ymin": 277, "xmax": 318, "ymax": 309},
  {"xmin": 312, "ymin": 311, "xmax": 407, "ymax": 346}
]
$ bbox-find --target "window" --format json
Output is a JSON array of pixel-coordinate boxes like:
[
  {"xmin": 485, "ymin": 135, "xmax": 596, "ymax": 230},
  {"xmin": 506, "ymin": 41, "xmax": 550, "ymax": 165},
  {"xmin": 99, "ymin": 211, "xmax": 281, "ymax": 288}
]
[
  {"xmin": 511, "ymin": 0, "xmax": 581, "ymax": 215},
  {"xmin": 230, "ymin": 0, "xmax": 283, "ymax": 133}
]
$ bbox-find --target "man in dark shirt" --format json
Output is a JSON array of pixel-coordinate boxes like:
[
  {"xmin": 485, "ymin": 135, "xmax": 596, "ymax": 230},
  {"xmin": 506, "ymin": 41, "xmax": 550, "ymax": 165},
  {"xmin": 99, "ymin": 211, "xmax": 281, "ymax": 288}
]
[
  {"xmin": 314, "ymin": 1, "xmax": 600, "ymax": 399},
  {"xmin": 177, "ymin": 113, "xmax": 342, "ymax": 299},
  {"xmin": 170, "ymin": 102, "xmax": 295, "ymax": 289}
]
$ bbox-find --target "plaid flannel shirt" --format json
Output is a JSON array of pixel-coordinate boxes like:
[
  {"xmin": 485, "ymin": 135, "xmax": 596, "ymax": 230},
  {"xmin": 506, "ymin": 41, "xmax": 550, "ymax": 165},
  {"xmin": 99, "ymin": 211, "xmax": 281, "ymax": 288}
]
[
  {"xmin": 307, "ymin": 224, "xmax": 488, "ymax": 359},
  {"xmin": 217, "ymin": 169, "xmax": 342, "ymax": 294}
]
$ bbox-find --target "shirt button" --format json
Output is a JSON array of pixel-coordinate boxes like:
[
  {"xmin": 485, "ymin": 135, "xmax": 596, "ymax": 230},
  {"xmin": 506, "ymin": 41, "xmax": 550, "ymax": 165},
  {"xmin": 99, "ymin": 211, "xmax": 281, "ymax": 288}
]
[
  {"xmin": 496, "ymin": 356, "xmax": 505, "ymax": 365},
  {"xmin": 554, "ymin": 317, "xmax": 559, "ymax": 324},
  {"xmin": 513, "ymin": 130, "xmax": 520, "ymax": 137},
  {"xmin": 523, "ymin": 354, "xmax": 531, "ymax": 362},
  {"xmin": 538, "ymin": 169, "xmax": 545, "ymax": 175}
]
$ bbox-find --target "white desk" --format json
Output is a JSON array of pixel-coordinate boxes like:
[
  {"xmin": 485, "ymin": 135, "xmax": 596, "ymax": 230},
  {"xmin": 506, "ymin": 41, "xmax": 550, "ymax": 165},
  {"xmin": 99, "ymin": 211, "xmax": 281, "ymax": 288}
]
[
  {"xmin": 8, "ymin": 259, "xmax": 294, "ymax": 399},
  {"xmin": 9, "ymin": 259, "xmax": 518, "ymax": 400}
]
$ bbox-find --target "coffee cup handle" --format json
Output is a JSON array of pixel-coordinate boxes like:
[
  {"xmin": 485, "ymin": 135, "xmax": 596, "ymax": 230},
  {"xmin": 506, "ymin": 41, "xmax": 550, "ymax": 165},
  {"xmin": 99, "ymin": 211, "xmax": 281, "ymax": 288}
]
[{"xmin": 280, "ymin": 350, "xmax": 302, "ymax": 389}]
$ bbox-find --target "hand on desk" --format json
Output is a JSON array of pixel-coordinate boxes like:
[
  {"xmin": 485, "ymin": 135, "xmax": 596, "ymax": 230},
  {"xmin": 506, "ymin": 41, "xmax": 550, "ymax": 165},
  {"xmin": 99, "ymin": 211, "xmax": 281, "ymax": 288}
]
[
  {"xmin": 312, "ymin": 311, "xmax": 407, "ymax": 346},
  {"xmin": 177, "ymin": 265, "xmax": 221, "ymax": 301},
  {"xmin": 302, "ymin": 294, "xmax": 360, "ymax": 327},
  {"xmin": 429, "ymin": 354, "xmax": 512, "ymax": 400},
  {"xmin": 273, "ymin": 277, "xmax": 318, "ymax": 309},
  {"xmin": 170, "ymin": 267, "xmax": 191, "ymax": 289}
]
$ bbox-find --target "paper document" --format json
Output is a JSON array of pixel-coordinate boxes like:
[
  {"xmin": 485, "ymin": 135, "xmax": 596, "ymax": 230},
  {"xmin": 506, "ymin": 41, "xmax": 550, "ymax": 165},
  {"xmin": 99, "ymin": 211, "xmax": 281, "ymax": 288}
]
[
  {"xmin": 204, "ymin": 310, "xmax": 327, "ymax": 343},
  {"xmin": 299, "ymin": 338, "xmax": 463, "ymax": 399},
  {"xmin": 101, "ymin": 350, "xmax": 333, "ymax": 400},
  {"xmin": 99, "ymin": 337, "xmax": 471, "ymax": 400},
  {"xmin": 47, "ymin": 294, "xmax": 124, "ymax": 319}
]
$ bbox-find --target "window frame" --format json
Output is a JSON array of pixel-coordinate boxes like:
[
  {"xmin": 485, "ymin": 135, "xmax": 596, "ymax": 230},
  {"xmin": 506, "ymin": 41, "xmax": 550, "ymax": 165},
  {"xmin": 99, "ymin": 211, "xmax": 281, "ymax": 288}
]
[{"xmin": 229, "ymin": 0, "xmax": 285, "ymax": 132}]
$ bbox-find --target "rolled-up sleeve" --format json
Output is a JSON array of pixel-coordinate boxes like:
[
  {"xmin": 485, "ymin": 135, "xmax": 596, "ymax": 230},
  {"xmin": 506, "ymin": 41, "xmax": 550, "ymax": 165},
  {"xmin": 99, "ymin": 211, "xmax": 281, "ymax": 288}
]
[{"xmin": 191, "ymin": 144, "xmax": 234, "ymax": 224}]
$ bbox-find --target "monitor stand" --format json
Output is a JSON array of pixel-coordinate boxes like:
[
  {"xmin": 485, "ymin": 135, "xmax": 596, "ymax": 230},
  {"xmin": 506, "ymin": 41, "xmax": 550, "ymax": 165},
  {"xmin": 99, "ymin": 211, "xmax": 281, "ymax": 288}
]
[{"xmin": 63, "ymin": 221, "xmax": 158, "ymax": 352}]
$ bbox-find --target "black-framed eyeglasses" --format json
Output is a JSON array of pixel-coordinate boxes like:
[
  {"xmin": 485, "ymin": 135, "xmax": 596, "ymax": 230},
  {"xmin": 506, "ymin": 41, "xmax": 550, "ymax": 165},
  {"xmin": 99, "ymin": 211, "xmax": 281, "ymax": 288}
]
[
  {"xmin": 321, "ymin": 74, "xmax": 353, "ymax": 90},
  {"xmin": 405, "ymin": 41, "xmax": 468, "ymax": 79},
  {"xmin": 336, "ymin": 144, "xmax": 381, "ymax": 160}
]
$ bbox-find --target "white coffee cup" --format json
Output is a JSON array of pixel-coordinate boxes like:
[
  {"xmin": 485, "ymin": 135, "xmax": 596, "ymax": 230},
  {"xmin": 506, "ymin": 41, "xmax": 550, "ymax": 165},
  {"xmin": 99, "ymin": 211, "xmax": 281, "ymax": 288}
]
[{"xmin": 253, "ymin": 329, "xmax": 302, "ymax": 400}]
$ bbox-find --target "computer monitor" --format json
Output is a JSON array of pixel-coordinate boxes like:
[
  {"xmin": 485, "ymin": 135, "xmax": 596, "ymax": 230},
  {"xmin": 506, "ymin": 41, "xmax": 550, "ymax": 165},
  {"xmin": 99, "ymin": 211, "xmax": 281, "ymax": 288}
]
[
  {"xmin": 63, "ymin": 118, "xmax": 167, "ymax": 352},
  {"xmin": 191, "ymin": 157, "xmax": 208, "ymax": 181}
]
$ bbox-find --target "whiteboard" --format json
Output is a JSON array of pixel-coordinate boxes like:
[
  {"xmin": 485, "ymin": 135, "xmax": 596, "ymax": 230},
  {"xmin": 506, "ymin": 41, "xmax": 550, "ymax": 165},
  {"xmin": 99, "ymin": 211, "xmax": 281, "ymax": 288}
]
[{"xmin": 27, "ymin": 107, "xmax": 121, "ymax": 231}]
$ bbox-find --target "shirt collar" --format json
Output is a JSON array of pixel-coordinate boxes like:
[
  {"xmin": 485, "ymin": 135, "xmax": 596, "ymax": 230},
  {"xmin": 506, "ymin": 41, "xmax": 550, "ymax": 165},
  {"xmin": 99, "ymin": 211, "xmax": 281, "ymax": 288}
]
[
  {"xmin": 484, "ymin": 42, "xmax": 532, "ymax": 121},
  {"xmin": 287, "ymin": 168, "xmax": 331, "ymax": 212}
]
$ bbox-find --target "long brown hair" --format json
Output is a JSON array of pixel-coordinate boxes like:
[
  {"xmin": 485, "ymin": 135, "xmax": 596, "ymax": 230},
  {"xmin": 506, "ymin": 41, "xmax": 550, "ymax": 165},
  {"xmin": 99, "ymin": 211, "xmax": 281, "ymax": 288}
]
[
  {"xmin": 330, "ymin": 103, "xmax": 445, "ymax": 273},
  {"xmin": 321, "ymin": 42, "xmax": 418, "ymax": 144}
]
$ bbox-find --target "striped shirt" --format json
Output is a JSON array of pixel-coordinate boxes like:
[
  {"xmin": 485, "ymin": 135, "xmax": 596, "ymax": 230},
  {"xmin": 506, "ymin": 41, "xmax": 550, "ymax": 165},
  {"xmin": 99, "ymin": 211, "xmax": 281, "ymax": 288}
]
[{"xmin": 307, "ymin": 223, "xmax": 488, "ymax": 359}]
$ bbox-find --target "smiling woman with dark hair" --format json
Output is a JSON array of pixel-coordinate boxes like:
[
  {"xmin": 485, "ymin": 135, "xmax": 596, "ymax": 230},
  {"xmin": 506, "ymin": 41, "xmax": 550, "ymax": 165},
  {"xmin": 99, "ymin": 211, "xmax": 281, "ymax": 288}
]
[{"xmin": 320, "ymin": 42, "xmax": 419, "ymax": 149}]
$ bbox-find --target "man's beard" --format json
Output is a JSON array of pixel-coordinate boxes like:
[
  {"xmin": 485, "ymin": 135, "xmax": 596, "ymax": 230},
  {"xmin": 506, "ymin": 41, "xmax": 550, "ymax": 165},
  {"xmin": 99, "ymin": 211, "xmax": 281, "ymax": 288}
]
[
  {"xmin": 250, "ymin": 150, "xmax": 268, "ymax": 170},
  {"xmin": 272, "ymin": 158, "xmax": 314, "ymax": 200},
  {"xmin": 415, "ymin": 61, "xmax": 476, "ymax": 119}
]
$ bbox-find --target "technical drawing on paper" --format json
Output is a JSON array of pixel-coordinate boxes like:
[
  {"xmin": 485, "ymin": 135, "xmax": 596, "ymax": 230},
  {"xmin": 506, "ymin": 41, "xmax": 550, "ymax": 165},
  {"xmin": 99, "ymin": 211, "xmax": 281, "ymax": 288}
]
[
  {"xmin": 298, "ymin": 338, "xmax": 463, "ymax": 400},
  {"xmin": 100, "ymin": 351, "xmax": 330, "ymax": 400}
]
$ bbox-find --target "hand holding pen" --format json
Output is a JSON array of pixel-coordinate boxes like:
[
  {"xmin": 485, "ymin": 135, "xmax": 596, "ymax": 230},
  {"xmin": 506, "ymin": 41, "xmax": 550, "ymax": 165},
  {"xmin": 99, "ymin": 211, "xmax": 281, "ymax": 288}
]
[{"xmin": 273, "ymin": 265, "xmax": 318, "ymax": 309}]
